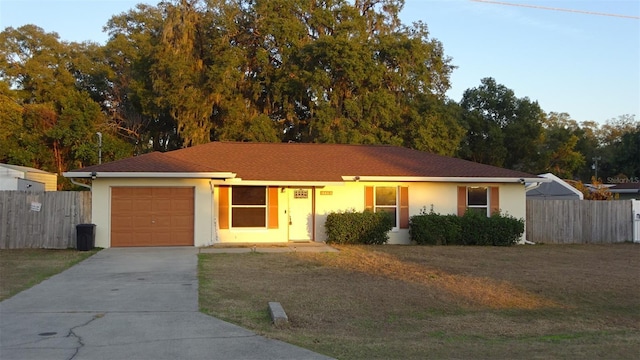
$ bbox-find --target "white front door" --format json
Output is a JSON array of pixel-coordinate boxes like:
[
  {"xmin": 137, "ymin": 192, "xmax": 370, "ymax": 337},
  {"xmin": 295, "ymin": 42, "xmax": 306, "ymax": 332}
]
[{"xmin": 288, "ymin": 188, "xmax": 313, "ymax": 242}]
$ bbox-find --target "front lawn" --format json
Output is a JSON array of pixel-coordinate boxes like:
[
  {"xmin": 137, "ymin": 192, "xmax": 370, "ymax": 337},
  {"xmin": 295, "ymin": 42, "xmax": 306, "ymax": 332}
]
[
  {"xmin": 0, "ymin": 249, "xmax": 98, "ymax": 301},
  {"xmin": 199, "ymin": 244, "xmax": 640, "ymax": 359}
]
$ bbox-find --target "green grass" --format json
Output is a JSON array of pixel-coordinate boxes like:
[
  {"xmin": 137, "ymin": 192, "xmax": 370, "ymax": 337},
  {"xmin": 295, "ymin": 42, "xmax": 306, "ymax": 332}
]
[{"xmin": 0, "ymin": 248, "xmax": 99, "ymax": 301}]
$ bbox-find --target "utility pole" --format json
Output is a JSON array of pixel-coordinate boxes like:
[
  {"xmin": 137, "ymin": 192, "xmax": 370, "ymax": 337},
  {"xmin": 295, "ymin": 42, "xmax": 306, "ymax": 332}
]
[
  {"xmin": 96, "ymin": 132, "xmax": 102, "ymax": 164},
  {"xmin": 592, "ymin": 156, "xmax": 601, "ymax": 180}
]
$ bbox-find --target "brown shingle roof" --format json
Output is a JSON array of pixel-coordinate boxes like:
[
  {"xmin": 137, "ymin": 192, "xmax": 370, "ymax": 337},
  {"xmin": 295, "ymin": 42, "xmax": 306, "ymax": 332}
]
[
  {"xmin": 609, "ymin": 182, "xmax": 640, "ymax": 190},
  {"xmin": 70, "ymin": 142, "xmax": 538, "ymax": 181},
  {"xmin": 76, "ymin": 151, "xmax": 220, "ymax": 173}
]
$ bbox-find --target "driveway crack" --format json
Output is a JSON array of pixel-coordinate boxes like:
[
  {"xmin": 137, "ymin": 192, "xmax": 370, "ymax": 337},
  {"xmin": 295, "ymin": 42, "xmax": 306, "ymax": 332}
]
[{"xmin": 66, "ymin": 313, "xmax": 105, "ymax": 360}]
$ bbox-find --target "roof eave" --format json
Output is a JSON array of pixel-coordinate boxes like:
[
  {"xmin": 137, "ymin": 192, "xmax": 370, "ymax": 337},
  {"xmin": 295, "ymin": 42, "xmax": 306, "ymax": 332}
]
[
  {"xmin": 341, "ymin": 176, "xmax": 551, "ymax": 183},
  {"xmin": 62, "ymin": 171, "xmax": 237, "ymax": 179},
  {"xmin": 610, "ymin": 189, "xmax": 640, "ymax": 194},
  {"xmin": 212, "ymin": 178, "xmax": 344, "ymax": 187}
]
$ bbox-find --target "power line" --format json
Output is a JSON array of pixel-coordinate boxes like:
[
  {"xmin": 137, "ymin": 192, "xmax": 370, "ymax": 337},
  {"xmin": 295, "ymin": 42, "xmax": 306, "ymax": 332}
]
[{"xmin": 470, "ymin": 0, "xmax": 640, "ymax": 20}]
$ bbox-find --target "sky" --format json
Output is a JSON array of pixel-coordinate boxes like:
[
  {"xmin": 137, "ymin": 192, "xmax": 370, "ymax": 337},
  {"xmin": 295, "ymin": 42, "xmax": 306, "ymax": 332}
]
[{"xmin": 1, "ymin": 0, "xmax": 638, "ymax": 125}]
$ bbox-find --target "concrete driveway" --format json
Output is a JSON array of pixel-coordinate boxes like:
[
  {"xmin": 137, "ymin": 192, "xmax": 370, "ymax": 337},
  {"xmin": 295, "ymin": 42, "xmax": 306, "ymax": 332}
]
[{"xmin": 0, "ymin": 247, "xmax": 333, "ymax": 360}]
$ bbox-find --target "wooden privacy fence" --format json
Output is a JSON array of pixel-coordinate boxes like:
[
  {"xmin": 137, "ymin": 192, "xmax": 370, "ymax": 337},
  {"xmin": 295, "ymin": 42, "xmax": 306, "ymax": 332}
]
[
  {"xmin": 0, "ymin": 191, "xmax": 91, "ymax": 249},
  {"xmin": 526, "ymin": 199, "xmax": 635, "ymax": 244}
]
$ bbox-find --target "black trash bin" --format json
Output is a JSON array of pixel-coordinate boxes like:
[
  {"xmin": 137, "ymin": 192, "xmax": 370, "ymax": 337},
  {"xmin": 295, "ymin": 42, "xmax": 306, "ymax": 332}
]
[{"xmin": 76, "ymin": 224, "xmax": 96, "ymax": 251}]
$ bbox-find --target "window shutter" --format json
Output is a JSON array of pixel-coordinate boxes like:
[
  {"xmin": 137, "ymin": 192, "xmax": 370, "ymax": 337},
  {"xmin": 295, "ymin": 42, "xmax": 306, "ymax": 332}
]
[
  {"xmin": 218, "ymin": 186, "xmax": 229, "ymax": 229},
  {"xmin": 457, "ymin": 186, "xmax": 466, "ymax": 216},
  {"xmin": 365, "ymin": 186, "xmax": 374, "ymax": 211},
  {"xmin": 399, "ymin": 186, "xmax": 409, "ymax": 229},
  {"xmin": 490, "ymin": 186, "xmax": 500, "ymax": 215},
  {"xmin": 268, "ymin": 187, "xmax": 279, "ymax": 229}
]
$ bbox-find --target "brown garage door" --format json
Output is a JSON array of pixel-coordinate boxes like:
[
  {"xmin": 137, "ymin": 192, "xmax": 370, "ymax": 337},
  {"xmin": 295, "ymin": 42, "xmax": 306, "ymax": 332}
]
[{"xmin": 111, "ymin": 187, "xmax": 194, "ymax": 247}]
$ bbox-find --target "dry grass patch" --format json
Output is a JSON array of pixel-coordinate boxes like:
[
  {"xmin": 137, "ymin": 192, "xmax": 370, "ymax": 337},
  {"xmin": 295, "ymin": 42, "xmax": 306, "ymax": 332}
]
[
  {"xmin": 297, "ymin": 246, "xmax": 559, "ymax": 309},
  {"xmin": 0, "ymin": 249, "xmax": 98, "ymax": 301},
  {"xmin": 199, "ymin": 244, "xmax": 640, "ymax": 359}
]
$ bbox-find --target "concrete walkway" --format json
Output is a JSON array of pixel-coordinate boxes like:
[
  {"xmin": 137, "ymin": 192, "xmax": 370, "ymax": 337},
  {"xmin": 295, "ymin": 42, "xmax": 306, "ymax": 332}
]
[
  {"xmin": 0, "ymin": 247, "xmax": 333, "ymax": 360},
  {"xmin": 201, "ymin": 242, "xmax": 339, "ymax": 254}
]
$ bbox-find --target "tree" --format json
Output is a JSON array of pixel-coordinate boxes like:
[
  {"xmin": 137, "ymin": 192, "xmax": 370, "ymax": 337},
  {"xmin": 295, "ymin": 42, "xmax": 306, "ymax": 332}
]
[
  {"xmin": 597, "ymin": 115, "xmax": 639, "ymax": 180},
  {"xmin": 0, "ymin": 91, "xmax": 32, "ymax": 166},
  {"xmin": 568, "ymin": 177, "xmax": 618, "ymax": 200},
  {"xmin": 0, "ymin": 25, "xmax": 132, "ymax": 183},
  {"xmin": 98, "ymin": 0, "xmax": 458, "ymax": 151},
  {"xmin": 537, "ymin": 112, "xmax": 585, "ymax": 179},
  {"xmin": 151, "ymin": 0, "xmax": 216, "ymax": 147},
  {"xmin": 573, "ymin": 120, "xmax": 600, "ymax": 181},
  {"xmin": 458, "ymin": 77, "xmax": 544, "ymax": 172},
  {"xmin": 403, "ymin": 96, "xmax": 465, "ymax": 156},
  {"xmin": 286, "ymin": 1, "xmax": 456, "ymax": 148},
  {"xmin": 0, "ymin": 25, "xmax": 75, "ymax": 103},
  {"xmin": 103, "ymin": 3, "xmax": 179, "ymax": 151}
]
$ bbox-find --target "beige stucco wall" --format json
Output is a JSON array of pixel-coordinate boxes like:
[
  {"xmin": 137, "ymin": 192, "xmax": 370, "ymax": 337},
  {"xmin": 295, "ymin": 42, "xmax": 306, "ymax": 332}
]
[
  {"xmin": 314, "ymin": 182, "xmax": 527, "ymax": 244},
  {"xmin": 91, "ymin": 179, "xmax": 528, "ymax": 248}
]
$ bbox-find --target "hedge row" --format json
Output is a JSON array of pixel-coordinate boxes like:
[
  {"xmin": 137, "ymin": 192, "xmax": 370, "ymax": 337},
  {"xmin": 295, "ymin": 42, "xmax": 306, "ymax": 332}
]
[
  {"xmin": 324, "ymin": 210, "xmax": 393, "ymax": 245},
  {"xmin": 324, "ymin": 209, "xmax": 524, "ymax": 246},
  {"xmin": 410, "ymin": 210, "xmax": 524, "ymax": 246}
]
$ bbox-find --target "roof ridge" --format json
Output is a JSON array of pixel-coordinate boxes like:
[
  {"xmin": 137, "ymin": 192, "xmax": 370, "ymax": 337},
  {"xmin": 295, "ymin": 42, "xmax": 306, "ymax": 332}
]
[{"xmin": 213, "ymin": 141, "xmax": 401, "ymax": 148}]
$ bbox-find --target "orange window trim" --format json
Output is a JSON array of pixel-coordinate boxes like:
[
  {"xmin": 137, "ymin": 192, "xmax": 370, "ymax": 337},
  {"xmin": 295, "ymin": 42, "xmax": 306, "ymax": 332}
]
[
  {"xmin": 218, "ymin": 185, "xmax": 229, "ymax": 229},
  {"xmin": 399, "ymin": 186, "xmax": 409, "ymax": 229},
  {"xmin": 365, "ymin": 186, "xmax": 374, "ymax": 211},
  {"xmin": 490, "ymin": 186, "xmax": 500, "ymax": 215},
  {"xmin": 268, "ymin": 187, "xmax": 279, "ymax": 229},
  {"xmin": 457, "ymin": 186, "xmax": 467, "ymax": 216}
]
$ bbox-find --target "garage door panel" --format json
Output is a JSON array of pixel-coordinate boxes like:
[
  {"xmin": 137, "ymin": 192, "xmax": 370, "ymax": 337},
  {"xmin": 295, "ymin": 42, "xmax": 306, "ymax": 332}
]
[
  {"xmin": 111, "ymin": 215, "xmax": 132, "ymax": 228},
  {"xmin": 111, "ymin": 187, "xmax": 194, "ymax": 247},
  {"xmin": 112, "ymin": 231, "xmax": 154, "ymax": 247},
  {"xmin": 171, "ymin": 215, "xmax": 192, "ymax": 227},
  {"xmin": 152, "ymin": 187, "xmax": 174, "ymax": 197},
  {"xmin": 111, "ymin": 197, "xmax": 135, "ymax": 212},
  {"xmin": 133, "ymin": 199, "xmax": 153, "ymax": 212},
  {"xmin": 151, "ymin": 213, "xmax": 170, "ymax": 223},
  {"xmin": 171, "ymin": 199, "xmax": 192, "ymax": 211}
]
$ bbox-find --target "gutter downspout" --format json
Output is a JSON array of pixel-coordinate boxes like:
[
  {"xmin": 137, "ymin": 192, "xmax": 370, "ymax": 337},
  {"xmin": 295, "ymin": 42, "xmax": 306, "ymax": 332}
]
[
  {"xmin": 522, "ymin": 182, "xmax": 541, "ymax": 245},
  {"xmin": 525, "ymin": 182, "xmax": 542, "ymax": 192},
  {"xmin": 210, "ymin": 180, "xmax": 217, "ymax": 245},
  {"xmin": 70, "ymin": 178, "xmax": 92, "ymax": 190}
]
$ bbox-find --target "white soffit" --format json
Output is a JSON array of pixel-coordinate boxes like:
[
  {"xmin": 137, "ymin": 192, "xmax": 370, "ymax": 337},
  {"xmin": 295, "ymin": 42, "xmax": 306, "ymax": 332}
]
[
  {"xmin": 62, "ymin": 172, "xmax": 237, "ymax": 179},
  {"xmin": 341, "ymin": 176, "xmax": 551, "ymax": 183}
]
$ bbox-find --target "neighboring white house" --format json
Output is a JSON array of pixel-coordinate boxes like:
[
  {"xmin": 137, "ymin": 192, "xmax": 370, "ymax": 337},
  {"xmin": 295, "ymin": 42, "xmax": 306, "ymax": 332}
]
[
  {"xmin": 526, "ymin": 173, "xmax": 583, "ymax": 200},
  {"xmin": 64, "ymin": 142, "xmax": 548, "ymax": 248},
  {"xmin": 0, "ymin": 163, "xmax": 57, "ymax": 192},
  {"xmin": 605, "ymin": 183, "xmax": 640, "ymax": 201}
]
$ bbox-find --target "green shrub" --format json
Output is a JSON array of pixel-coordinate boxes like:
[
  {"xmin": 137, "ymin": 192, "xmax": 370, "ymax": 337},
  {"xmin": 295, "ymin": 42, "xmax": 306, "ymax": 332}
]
[
  {"xmin": 459, "ymin": 210, "xmax": 492, "ymax": 245},
  {"xmin": 324, "ymin": 210, "xmax": 393, "ymax": 245},
  {"xmin": 410, "ymin": 208, "xmax": 524, "ymax": 246},
  {"xmin": 488, "ymin": 212, "xmax": 525, "ymax": 246},
  {"xmin": 410, "ymin": 210, "xmax": 461, "ymax": 245}
]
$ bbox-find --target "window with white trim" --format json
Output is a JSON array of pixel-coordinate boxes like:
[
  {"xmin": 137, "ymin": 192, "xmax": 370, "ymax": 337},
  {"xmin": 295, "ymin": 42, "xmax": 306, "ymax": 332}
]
[
  {"xmin": 375, "ymin": 186, "xmax": 397, "ymax": 228},
  {"xmin": 231, "ymin": 186, "xmax": 266, "ymax": 228},
  {"xmin": 467, "ymin": 186, "xmax": 488, "ymax": 216}
]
